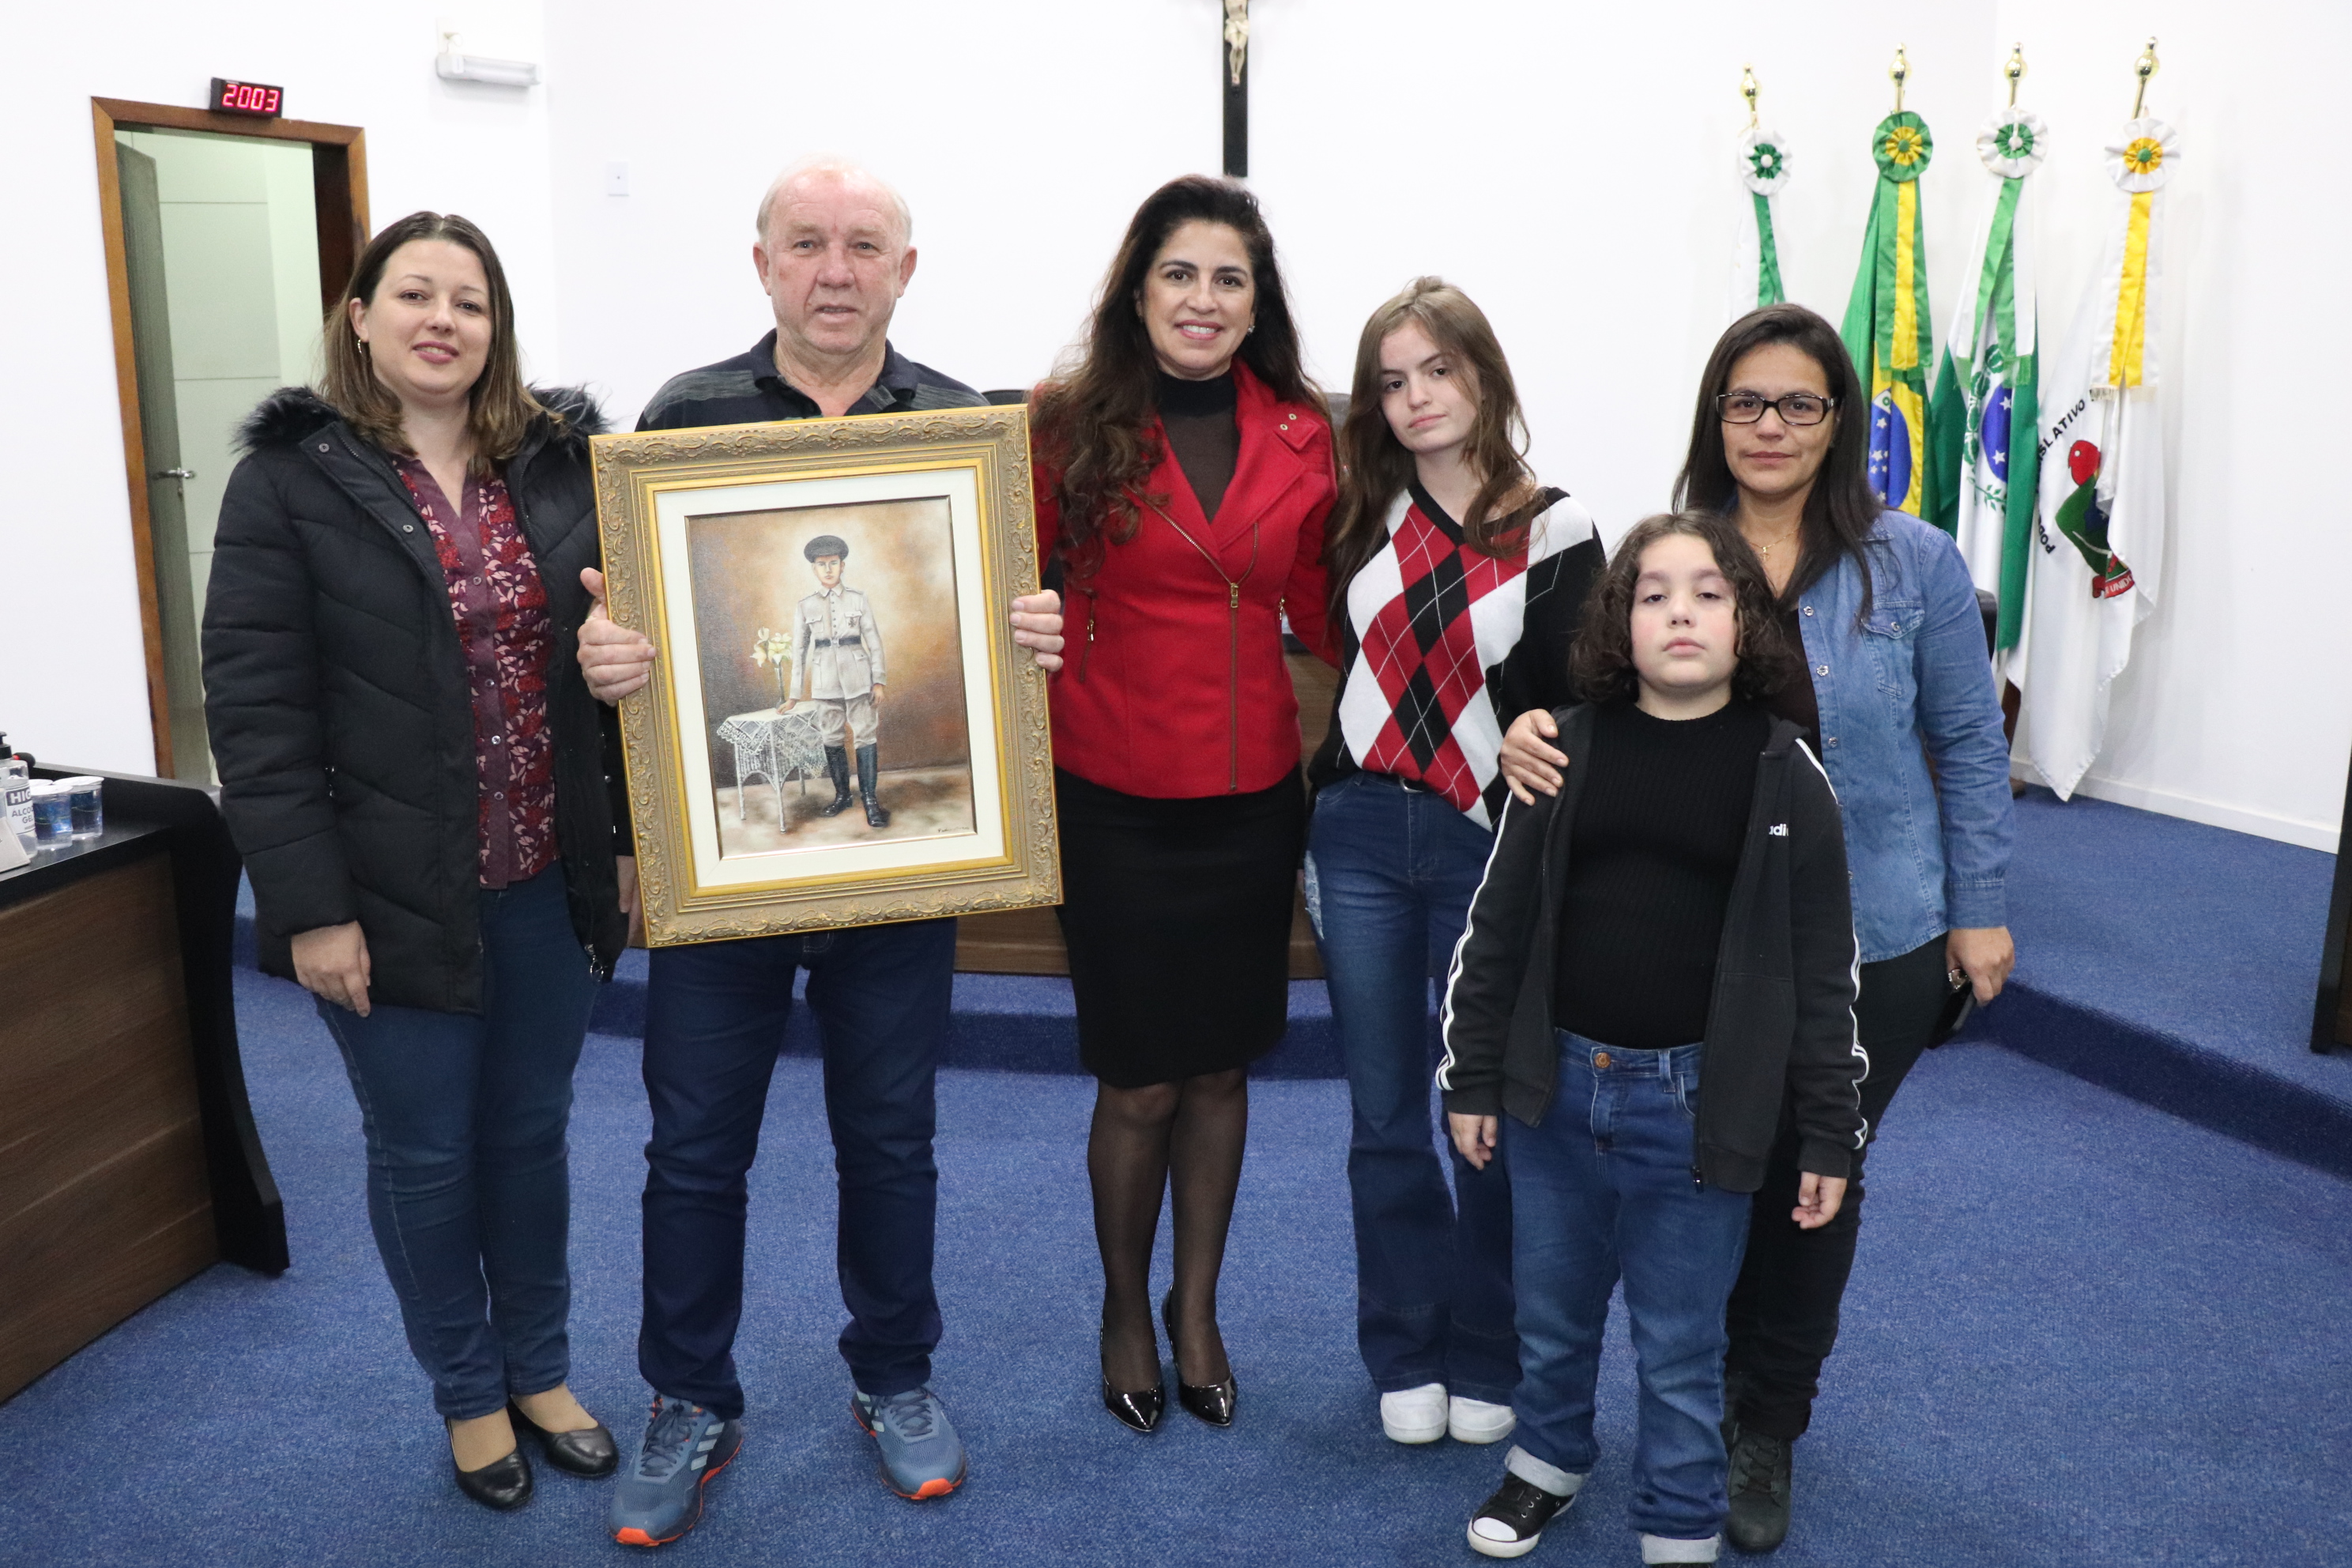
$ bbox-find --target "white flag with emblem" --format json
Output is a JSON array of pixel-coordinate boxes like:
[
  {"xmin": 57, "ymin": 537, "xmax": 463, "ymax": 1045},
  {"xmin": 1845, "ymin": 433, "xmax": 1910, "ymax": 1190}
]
[{"xmin": 2015, "ymin": 116, "xmax": 2177, "ymax": 798}]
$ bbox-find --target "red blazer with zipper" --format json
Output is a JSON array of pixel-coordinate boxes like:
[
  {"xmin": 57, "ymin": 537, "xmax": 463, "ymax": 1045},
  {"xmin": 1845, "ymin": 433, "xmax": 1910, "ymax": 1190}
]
[{"xmin": 1033, "ymin": 361, "xmax": 1337, "ymax": 800}]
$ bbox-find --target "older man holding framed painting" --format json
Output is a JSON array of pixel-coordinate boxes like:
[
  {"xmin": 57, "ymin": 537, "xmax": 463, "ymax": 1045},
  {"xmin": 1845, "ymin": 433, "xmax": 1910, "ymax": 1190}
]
[{"xmin": 577, "ymin": 157, "xmax": 1064, "ymax": 1548}]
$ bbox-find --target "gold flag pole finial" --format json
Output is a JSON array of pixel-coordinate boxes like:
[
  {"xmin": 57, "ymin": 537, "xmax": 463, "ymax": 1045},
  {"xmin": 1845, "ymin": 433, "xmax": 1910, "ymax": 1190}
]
[
  {"xmin": 1741, "ymin": 65, "xmax": 1760, "ymax": 128},
  {"xmin": 1890, "ymin": 44, "xmax": 1909, "ymax": 114},
  {"xmin": 2005, "ymin": 44, "xmax": 2026, "ymax": 107},
  {"xmin": 2132, "ymin": 37, "xmax": 2160, "ymax": 119}
]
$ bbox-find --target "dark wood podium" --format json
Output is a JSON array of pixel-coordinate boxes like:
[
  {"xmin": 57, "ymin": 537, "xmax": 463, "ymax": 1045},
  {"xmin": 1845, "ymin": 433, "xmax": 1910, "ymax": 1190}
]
[
  {"xmin": 2312, "ymin": 747, "xmax": 2352, "ymax": 1053},
  {"xmin": 955, "ymin": 646, "xmax": 1339, "ymax": 979},
  {"xmin": 0, "ymin": 769, "xmax": 285, "ymax": 1401}
]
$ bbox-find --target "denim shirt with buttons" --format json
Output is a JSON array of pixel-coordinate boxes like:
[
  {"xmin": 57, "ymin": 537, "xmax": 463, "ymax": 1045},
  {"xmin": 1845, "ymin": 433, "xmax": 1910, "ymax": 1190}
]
[{"xmin": 1790, "ymin": 509, "xmax": 2012, "ymax": 963}]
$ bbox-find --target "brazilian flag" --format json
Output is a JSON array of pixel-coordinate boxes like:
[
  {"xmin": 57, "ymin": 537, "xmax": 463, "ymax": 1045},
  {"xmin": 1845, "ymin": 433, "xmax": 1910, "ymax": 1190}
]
[{"xmin": 1841, "ymin": 111, "xmax": 1942, "ymax": 522}]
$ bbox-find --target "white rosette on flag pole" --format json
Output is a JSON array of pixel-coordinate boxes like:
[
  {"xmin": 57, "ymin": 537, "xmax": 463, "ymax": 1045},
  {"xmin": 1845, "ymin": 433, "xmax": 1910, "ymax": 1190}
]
[
  {"xmin": 2015, "ymin": 115, "xmax": 2178, "ymax": 798},
  {"xmin": 1731, "ymin": 126, "xmax": 1791, "ymax": 318}
]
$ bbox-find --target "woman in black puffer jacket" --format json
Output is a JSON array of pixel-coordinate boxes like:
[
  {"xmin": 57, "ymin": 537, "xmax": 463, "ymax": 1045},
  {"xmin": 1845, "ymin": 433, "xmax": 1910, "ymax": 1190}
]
[{"xmin": 203, "ymin": 211, "xmax": 627, "ymax": 1510}]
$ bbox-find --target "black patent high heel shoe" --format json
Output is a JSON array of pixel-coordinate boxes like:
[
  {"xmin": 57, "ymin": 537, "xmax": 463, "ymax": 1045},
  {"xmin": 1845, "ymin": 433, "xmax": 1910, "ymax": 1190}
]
[
  {"xmin": 1100, "ymin": 1375, "xmax": 1167, "ymax": 1434},
  {"xmin": 447, "ymin": 1418, "xmax": 533, "ymax": 1510},
  {"xmin": 508, "ymin": 1397, "xmax": 619, "ymax": 1479},
  {"xmin": 1161, "ymin": 1293, "xmax": 1238, "ymax": 1427}
]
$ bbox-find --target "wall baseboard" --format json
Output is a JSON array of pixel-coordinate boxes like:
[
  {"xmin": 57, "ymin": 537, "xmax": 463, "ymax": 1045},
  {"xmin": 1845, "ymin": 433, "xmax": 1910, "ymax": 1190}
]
[{"xmin": 2010, "ymin": 766, "xmax": 2340, "ymax": 854}]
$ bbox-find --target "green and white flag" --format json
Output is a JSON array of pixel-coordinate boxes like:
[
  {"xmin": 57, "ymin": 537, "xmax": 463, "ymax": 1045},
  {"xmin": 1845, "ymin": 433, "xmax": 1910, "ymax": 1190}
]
[
  {"xmin": 1732, "ymin": 126, "xmax": 1791, "ymax": 317},
  {"xmin": 1842, "ymin": 111, "xmax": 1942, "ymax": 521},
  {"xmin": 1928, "ymin": 107, "xmax": 2047, "ymax": 662},
  {"xmin": 2015, "ymin": 117, "xmax": 2180, "ymax": 798}
]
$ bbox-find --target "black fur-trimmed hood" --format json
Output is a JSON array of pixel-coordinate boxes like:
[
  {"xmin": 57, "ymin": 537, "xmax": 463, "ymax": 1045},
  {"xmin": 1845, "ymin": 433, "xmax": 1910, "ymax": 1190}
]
[{"xmin": 236, "ymin": 383, "xmax": 609, "ymax": 455}]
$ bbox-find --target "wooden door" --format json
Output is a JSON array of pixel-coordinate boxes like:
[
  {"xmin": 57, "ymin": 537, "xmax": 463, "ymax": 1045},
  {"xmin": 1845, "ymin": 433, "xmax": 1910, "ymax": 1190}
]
[{"xmin": 91, "ymin": 98, "xmax": 368, "ymax": 777}]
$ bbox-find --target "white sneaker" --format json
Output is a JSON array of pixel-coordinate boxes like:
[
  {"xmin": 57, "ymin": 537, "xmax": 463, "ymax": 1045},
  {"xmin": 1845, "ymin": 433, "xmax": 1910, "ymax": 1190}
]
[
  {"xmin": 1449, "ymin": 1394, "xmax": 1517, "ymax": 1444},
  {"xmin": 1379, "ymin": 1382, "xmax": 1449, "ymax": 1444}
]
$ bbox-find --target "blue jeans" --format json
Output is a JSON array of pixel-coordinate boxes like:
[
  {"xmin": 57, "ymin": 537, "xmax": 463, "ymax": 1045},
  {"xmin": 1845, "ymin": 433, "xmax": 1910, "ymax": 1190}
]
[
  {"xmin": 638, "ymin": 918, "xmax": 954, "ymax": 1417},
  {"xmin": 1507, "ymin": 1033, "xmax": 1750, "ymax": 1544},
  {"xmin": 1309, "ymin": 772, "xmax": 1517, "ymax": 1402},
  {"xmin": 318, "ymin": 862, "xmax": 597, "ymax": 1420}
]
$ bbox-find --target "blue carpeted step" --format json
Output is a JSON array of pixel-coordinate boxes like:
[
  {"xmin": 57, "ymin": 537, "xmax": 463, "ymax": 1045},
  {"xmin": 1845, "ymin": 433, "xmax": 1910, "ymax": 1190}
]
[
  {"xmin": 1952, "ymin": 788, "xmax": 2352, "ymax": 1178},
  {"xmin": 232, "ymin": 787, "xmax": 2352, "ymax": 1170},
  {"xmin": 584, "ymin": 948, "xmax": 1342, "ymax": 1077},
  {"xmin": 238, "ymin": 888, "xmax": 1341, "ymax": 1078}
]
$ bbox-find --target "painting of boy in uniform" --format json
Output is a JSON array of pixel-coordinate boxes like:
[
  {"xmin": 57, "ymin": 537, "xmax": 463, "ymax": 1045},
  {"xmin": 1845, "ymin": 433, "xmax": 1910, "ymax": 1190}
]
[
  {"xmin": 686, "ymin": 497, "xmax": 976, "ymax": 858},
  {"xmin": 787, "ymin": 533, "xmax": 890, "ymax": 827}
]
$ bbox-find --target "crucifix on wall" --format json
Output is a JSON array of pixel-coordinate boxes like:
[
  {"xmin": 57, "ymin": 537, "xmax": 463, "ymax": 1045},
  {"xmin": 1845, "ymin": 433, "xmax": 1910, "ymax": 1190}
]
[{"xmin": 1223, "ymin": 0, "xmax": 1250, "ymax": 177}]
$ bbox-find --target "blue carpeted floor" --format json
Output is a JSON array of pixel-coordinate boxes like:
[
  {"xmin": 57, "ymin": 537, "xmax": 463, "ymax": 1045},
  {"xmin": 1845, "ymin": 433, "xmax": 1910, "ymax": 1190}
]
[
  {"xmin": 1962, "ymin": 789, "xmax": 2352, "ymax": 1175},
  {"xmin": 4, "ymin": 958, "xmax": 2350, "ymax": 1566}
]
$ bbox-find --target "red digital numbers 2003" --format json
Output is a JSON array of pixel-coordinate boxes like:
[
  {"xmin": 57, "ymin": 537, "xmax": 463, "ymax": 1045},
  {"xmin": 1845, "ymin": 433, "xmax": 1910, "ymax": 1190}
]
[{"xmin": 210, "ymin": 79, "xmax": 284, "ymax": 117}]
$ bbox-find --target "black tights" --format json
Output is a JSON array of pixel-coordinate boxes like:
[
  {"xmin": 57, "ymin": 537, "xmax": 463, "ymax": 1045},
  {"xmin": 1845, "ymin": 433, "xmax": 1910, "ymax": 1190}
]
[{"xmin": 1090, "ymin": 1067, "xmax": 1249, "ymax": 1391}]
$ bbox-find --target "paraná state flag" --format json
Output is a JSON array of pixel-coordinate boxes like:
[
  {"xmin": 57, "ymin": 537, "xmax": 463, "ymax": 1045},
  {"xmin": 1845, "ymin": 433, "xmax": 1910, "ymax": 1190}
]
[
  {"xmin": 1842, "ymin": 111, "xmax": 1942, "ymax": 522},
  {"xmin": 2015, "ymin": 117, "xmax": 2178, "ymax": 799},
  {"xmin": 1928, "ymin": 107, "xmax": 2047, "ymax": 658}
]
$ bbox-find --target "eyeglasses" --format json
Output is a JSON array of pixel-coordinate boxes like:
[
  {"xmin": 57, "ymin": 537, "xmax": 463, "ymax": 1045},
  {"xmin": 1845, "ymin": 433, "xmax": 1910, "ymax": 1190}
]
[{"xmin": 1717, "ymin": 391, "xmax": 1835, "ymax": 427}]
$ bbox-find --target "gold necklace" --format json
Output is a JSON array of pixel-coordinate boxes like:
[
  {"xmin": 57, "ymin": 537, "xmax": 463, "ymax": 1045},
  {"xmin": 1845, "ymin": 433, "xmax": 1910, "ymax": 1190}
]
[{"xmin": 1751, "ymin": 524, "xmax": 1801, "ymax": 564}]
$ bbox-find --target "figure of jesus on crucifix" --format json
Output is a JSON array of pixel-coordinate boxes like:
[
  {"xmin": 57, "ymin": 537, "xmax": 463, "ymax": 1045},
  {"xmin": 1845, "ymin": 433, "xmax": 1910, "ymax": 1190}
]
[{"xmin": 1223, "ymin": 0, "xmax": 1249, "ymax": 176}]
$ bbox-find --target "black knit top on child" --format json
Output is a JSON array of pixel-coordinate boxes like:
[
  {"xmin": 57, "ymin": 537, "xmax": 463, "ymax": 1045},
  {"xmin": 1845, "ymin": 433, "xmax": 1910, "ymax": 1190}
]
[{"xmin": 1553, "ymin": 699, "xmax": 1772, "ymax": 1050}]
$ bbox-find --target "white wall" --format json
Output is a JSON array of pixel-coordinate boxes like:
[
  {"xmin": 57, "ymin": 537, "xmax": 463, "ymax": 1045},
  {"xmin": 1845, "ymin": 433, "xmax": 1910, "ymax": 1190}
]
[
  {"xmin": 1986, "ymin": 1, "xmax": 2352, "ymax": 846},
  {"xmin": 9, "ymin": 2, "xmax": 2349, "ymax": 847},
  {"xmin": 1, "ymin": 0, "xmax": 556, "ymax": 774}
]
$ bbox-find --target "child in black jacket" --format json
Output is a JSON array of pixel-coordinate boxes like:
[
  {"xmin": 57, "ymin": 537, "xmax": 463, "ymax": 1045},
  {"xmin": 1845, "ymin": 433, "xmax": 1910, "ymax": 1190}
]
[{"xmin": 1438, "ymin": 512, "xmax": 1864, "ymax": 1564}]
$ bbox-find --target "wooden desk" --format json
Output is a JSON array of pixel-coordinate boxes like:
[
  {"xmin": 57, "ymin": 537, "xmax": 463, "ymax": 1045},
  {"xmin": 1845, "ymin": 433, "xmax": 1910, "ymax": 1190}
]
[
  {"xmin": 956, "ymin": 646, "xmax": 1339, "ymax": 978},
  {"xmin": 0, "ymin": 771, "xmax": 285, "ymax": 1401}
]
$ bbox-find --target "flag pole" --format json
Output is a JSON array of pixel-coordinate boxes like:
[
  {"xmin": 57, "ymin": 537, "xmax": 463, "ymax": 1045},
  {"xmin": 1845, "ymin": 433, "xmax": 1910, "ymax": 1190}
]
[
  {"xmin": 2131, "ymin": 38, "xmax": 2160, "ymax": 119},
  {"xmin": 1890, "ymin": 44, "xmax": 1909, "ymax": 114}
]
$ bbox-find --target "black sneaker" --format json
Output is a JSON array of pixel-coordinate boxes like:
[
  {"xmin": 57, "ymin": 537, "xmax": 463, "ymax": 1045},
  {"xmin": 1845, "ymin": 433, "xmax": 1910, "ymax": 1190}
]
[
  {"xmin": 1724, "ymin": 1427, "xmax": 1792, "ymax": 1554},
  {"xmin": 1718, "ymin": 1370, "xmax": 1746, "ymax": 1453},
  {"xmin": 1466, "ymin": 1473, "xmax": 1577, "ymax": 1559}
]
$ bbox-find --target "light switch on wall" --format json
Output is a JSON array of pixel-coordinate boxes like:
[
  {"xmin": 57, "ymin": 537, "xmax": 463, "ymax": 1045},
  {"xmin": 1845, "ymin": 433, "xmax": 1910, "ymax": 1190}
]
[{"xmin": 605, "ymin": 162, "xmax": 629, "ymax": 198}]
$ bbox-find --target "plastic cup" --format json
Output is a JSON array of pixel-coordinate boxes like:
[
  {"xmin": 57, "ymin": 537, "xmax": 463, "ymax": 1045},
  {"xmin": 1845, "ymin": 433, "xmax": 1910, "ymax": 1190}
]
[{"xmin": 62, "ymin": 776, "xmax": 104, "ymax": 839}]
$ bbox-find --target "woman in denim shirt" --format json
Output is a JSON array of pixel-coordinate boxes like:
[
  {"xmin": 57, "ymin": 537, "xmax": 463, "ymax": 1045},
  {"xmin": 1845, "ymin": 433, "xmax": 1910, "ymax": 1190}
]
[{"xmin": 1502, "ymin": 303, "xmax": 2015, "ymax": 1553}]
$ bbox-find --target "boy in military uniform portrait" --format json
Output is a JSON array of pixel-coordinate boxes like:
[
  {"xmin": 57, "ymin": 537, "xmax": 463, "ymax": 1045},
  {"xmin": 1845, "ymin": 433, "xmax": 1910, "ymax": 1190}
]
[{"xmin": 783, "ymin": 533, "xmax": 891, "ymax": 827}]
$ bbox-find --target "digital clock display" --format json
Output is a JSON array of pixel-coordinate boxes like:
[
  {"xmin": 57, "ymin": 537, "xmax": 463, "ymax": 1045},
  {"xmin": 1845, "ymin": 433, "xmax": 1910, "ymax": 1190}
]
[{"xmin": 209, "ymin": 78, "xmax": 285, "ymax": 118}]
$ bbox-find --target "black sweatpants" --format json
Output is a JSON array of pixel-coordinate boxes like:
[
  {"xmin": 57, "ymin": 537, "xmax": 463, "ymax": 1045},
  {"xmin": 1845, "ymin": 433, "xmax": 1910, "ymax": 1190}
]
[{"xmin": 1724, "ymin": 935, "xmax": 1954, "ymax": 1441}]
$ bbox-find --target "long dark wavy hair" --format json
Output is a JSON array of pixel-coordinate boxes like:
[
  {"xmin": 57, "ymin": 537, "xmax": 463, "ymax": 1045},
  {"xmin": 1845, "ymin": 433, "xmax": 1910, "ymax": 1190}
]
[
  {"xmin": 1672, "ymin": 303, "xmax": 1878, "ymax": 613},
  {"xmin": 1570, "ymin": 511, "xmax": 1796, "ymax": 704},
  {"xmin": 1325, "ymin": 277, "xmax": 1539, "ymax": 628},
  {"xmin": 319, "ymin": 211, "xmax": 550, "ymax": 469},
  {"xmin": 1030, "ymin": 176, "xmax": 1317, "ymax": 578}
]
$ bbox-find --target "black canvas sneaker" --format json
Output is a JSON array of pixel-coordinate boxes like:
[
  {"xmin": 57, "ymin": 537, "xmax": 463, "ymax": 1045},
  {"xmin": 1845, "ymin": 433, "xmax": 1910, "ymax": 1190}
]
[{"xmin": 1467, "ymin": 1472, "xmax": 1579, "ymax": 1559}]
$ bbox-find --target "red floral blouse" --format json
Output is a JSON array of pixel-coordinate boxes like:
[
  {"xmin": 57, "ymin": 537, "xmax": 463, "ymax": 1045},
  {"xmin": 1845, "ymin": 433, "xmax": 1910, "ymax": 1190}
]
[{"xmin": 394, "ymin": 458, "xmax": 558, "ymax": 887}]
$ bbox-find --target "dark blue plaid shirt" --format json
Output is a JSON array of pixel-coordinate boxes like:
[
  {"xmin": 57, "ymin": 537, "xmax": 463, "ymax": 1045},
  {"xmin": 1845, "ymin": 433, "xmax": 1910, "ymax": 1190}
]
[{"xmin": 636, "ymin": 331, "xmax": 985, "ymax": 432}]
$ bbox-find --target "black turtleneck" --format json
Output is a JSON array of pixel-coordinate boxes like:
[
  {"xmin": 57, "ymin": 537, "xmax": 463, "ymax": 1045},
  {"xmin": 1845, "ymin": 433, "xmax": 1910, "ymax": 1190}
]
[
  {"xmin": 1157, "ymin": 369, "xmax": 1239, "ymax": 521},
  {"xmin": 1553, "ymin": 698, "xmax": 1771, "ymax": 1050}
]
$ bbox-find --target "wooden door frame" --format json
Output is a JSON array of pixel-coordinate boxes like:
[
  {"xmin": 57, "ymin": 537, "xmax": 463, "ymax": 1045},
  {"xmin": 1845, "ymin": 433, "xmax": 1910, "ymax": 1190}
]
[{"xmin": 91, "ymin": 98, "xmax": 370, "ymax": 775}]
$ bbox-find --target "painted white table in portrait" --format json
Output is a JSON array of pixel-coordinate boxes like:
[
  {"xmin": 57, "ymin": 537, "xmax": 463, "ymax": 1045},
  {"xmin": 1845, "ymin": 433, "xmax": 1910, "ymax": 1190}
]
[{"xmin": 715, "ymin": 708, "xmax": 827, "ymax": 824}]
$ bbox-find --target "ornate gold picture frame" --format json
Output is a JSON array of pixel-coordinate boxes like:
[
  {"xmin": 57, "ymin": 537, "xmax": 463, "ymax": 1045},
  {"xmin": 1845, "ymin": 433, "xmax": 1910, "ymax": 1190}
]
[{"xmin": 592, "ymin": 406, "xmax": 1058, "ymax": 945}]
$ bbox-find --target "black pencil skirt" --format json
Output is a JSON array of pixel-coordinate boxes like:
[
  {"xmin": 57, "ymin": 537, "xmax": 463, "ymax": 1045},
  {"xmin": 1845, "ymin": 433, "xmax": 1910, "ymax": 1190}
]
[{"xmin": 1053, "ymin": 765, "xmax": 1305, "ymax": 1089}]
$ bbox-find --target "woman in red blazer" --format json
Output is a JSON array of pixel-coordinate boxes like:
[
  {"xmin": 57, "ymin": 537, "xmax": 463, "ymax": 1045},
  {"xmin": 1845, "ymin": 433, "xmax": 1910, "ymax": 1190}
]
[{"xmin": 1031, "ymin": 175, "xmax": 1335, "ymax": 1435}]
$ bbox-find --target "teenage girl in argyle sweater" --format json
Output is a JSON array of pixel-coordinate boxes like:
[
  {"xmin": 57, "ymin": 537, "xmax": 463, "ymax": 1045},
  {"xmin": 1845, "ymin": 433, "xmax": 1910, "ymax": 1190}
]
[{"xmin": 1305, "ymin": 277, "xmax": 1604, "ymax": 1447}]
